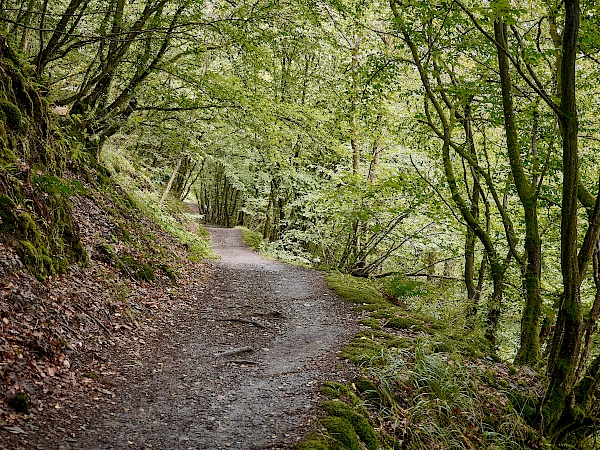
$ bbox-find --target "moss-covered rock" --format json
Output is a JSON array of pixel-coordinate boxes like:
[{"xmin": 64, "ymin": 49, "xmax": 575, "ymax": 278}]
[
  {"xmin": 296, "ymin": 435, "xmax": 331, "ymax": 450},
  {"xmin": 341, "ymin": 336, "xmax": 387, "ymax": 366},
  {"xmin": 384, "ymin": 316, "xmax": 431, "ymax": 333},
  {"xmin": 322, "ymin": 400, "xmax": 379, "ymax": 450},
  {"xmin": 0, "ymin": 99, "xmax": 24, "ymax": 131},
  {"xmin": 320, "ymin": 416, "xmax": 362, "ymax": 450},
  {"xmin": 326, "ymin": 272, "xmax": 385, "ymax": 306},
  {"xmin": 360, "ymin": 317, "xmax": 382, "ymax": 330}
]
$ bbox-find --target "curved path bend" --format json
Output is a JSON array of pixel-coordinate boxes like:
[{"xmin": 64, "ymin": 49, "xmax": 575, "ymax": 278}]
[{"xmin": 74, "ymin": 227, "xmax": 357, "ymax": 449}]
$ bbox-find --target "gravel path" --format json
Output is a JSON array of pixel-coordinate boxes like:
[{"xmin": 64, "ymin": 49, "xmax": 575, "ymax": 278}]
[{"xmin": 70, "ymin": 227, "xmax": 357, "ymax": 449}]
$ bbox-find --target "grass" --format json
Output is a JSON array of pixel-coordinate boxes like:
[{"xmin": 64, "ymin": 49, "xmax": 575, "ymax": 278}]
[
  {"xmin": 102, "ymin": 148, "xmax": 215, "ymax": 261},
  {"xmin": 236, "ymin": 225, "xmax": 262, "ymax": 250},
  {"xmin": 299, "ymin": 272, "xmax": 536, "ymax": 450}
]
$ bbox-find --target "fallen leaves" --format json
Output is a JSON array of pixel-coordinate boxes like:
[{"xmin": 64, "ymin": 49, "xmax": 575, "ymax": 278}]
[{"xmin": 0, "ymin": 188, "xmax": 210, "ymax": 448}]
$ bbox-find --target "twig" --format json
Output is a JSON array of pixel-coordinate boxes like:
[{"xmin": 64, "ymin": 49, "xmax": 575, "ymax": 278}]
[
  {"xmin": 72, "ymin": 303, "xmax": 112, "ymax": 334},
  {"xmin": 216, "ymin": 346, "xmax": 253, "ymax": 358},
  {"xmin": 218, "ymin": 318, "xmax": 266, "ymax": 329}
]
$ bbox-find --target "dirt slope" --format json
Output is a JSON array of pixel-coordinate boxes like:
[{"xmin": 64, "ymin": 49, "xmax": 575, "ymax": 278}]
[{"xmin": 63, "ymin": 227, "xmax": 357, "ymax": 449}]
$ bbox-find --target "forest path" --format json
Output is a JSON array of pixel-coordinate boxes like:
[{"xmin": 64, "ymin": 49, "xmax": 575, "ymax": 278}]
[{"xmin": 73, "ymin": 227, "xmax": 357, "ymax": 449}]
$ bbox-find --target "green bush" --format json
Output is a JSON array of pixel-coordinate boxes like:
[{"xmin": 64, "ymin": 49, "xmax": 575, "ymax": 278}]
[{"xmin": 382, "ymin": 275, "xmax": 428, "ymax": 298}]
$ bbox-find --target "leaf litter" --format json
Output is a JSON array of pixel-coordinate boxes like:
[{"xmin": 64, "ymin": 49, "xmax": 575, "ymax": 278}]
[{"xmin": 1, "ymin": 191, "xmax": 358, "ymax": 449}]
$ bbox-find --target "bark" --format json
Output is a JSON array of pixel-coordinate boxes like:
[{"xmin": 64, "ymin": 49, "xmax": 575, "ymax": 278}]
[
  {"xmin": 159, "ymin": 155, "xmax": 183, "ymax": 208},
  {"xmin": 486, "ymin": 263, "xmax": 504, "ymax": 348},
  {"xmin": 494, "ymin": 17, "xmax": 542, "ymax": 365},
  {"xmin": 543, "ymin": 0, "xmax": 582, "ymax": 439}
]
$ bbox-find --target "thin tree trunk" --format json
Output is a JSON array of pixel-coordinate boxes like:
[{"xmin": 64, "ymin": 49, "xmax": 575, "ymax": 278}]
[
  {"xmin": 543, "ymin": 0, "xmax": 583, "ymax": 439},
  {"xmin": 494, "ymin": 17, "xmax": 542, "ymax": 365},
  {"xmin": 159, "ymin": 155, "xmax": 183, "ymax": 208}
]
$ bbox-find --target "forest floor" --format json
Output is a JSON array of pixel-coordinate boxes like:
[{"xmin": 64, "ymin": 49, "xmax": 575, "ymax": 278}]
[{"xmin": 1, "ymin": 225, "xmax": 358, "ymax": 449}]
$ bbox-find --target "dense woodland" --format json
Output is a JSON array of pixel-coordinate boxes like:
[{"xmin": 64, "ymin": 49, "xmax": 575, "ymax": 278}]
[{"xmin": 2, "ymin": 0, "xmax": 600, "ymax": 447}]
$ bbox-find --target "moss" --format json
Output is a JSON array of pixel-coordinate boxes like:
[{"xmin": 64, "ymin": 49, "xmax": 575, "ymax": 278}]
[
  {"xmin": 354, "ymin": 377, "xmax": 381, "ymax": 404},
  {"xmin": 0, "ymin": 194, "xmax": 17, "ymax": 232},
  {"xmin": 360, "ymin": 317, "xmax": 382, "ymax": 330},
  {"xmin": 0, "ymin": 99, "xmax": 23, "ymax": 131},
  {"xmin": 160, "ymin": 263, "xmax": 177, "ymax": 281},
  {"xmin": 321, "ymin": 382, "xmax": 363, "ymax": 405},
  {"xmin": 97, "ymin": 244, "xmax": 155, "ymax": 281},
  {"xmin": 32, "ymin": 174, "xmax": 88, "ymax": 196},
  {"xmin": 296, "ymin": 435, "xmax": 331, "ymax": 450},
  {"xmin": 370, "ymin": 310, "xmax": 394, "ymax": 320},
  {"xmin": 358, "ymin": 303, "xmax": 388, "ymax": 313},
  {"xmin": 0, "ymin": 146, "xmax": 17, "ymax": 166},
  {"xmin": 18, "ymin": 240, "xmax": 44, "ymax": 280},
  {"xmin": 384, "ymin": 316, "xmax": 431, "ymax": 333},
  {"xmin": 9, "ymin": 392, "xmax": 29, "ymax": 413},
  {"xmin": 19, "ymin": 211, "xmax": 38, "ymax": 240},
  {"xmin": 119, "ymin": 254, "xmax": 155, "ymax": 281},
  {"xmin": 322, "ymin": 400, "xmax": 379, "ymax": 450},
  {"xmin": 320, "ymin": 416, "xmax": 362, "ymax": 450},
  {"xmin": 326, "ymin": 272, "xmax": 385, "ymax": 306},
  {"xmin": 342, "ymin": 337, "xmax": 386, "ymax": 366}
]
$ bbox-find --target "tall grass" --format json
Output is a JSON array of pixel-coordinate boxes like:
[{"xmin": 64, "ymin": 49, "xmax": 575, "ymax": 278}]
[{"xmin": 367, "ymin": 345, "xmax": 531, "ymax": 450}]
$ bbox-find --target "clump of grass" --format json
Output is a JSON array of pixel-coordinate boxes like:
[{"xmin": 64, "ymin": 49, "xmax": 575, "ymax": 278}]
[
  {"xmin": 366, "ymin": 346, "xmax": 531, "ymax": 449},
  {"xmin": 236, "ymin": 225, "xmax": 262, "ymax": 250},
  {"xmin": 382, "ymin": 274, "xmax": 428, "ymax": 298}
]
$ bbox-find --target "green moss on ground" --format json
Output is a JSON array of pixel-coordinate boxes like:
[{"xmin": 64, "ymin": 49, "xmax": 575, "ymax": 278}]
[
  {"xmin": 296, "ymin": 435, "xmax": 330, "ymax": 450},
  {"xmin": 384, "ymin": 316, "xmax": 431, "ymax": 333},
  {"xmin": 236, "ymin": 225, "xmax": 262, "ymax": 250},
  {"xmin": 326, "ymin": 272, "xmax": 385, "ymax": 306},
  {"xmin": 322, "ymin": 400, "xmax": 379, "ymax": 450},
  {"xmin": 360, "ymin": 317, "xmax": 382, "ymax": 330},
  {"xmin": 97, "ymin": 243, "xmax": 156, "ymax": 282},
  {"xmin": 320, "ymin": 416, "xmax": 362, "ymax": 450}
]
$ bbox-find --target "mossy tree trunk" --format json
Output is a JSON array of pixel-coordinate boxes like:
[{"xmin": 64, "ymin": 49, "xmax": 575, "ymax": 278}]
[
  {"xmin": 493, "ymin": 15, "xmax": 543, "ymax": 365},
  {"xmin": 542, "ymin": 0, "xmax": 600, "ymax": 443}
]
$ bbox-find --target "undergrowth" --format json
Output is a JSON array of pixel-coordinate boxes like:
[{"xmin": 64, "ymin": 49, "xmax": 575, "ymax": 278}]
[
  {"xmin": 299, "ymin": 273, "xmax": 538, "ymax": 450},
  {"xmin": 236, "ymin": 225, "xmax": 262, "ymax": 250},
  {"xmin": 0, "ymin": 36, "xmax": 88, "ymax": 280},
  {"xmin": 101, "ymin": 147, "xmax": 214, "ymax": 261}
]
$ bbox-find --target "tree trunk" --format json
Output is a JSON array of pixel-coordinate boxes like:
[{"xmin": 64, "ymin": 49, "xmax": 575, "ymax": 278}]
[
  {"xmin": 543, "ymin": 0, "xmax": 583, "ymax": 439},
  {"xmin": 485, "ymin": 265, "xmax": 504, "ymax": 349},
  {"xmin": 159, "ymin": 155, "xmax": 183, "ymax": 208},
  {"xmin": 494, "ymin": 17, "xmax": 542, "ymax": 365}
]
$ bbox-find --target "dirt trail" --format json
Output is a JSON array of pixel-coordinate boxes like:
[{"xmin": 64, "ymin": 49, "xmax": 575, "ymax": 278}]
[{"xmin": 71, "ymin": 227, "xmax": 357, "ymax": 449}]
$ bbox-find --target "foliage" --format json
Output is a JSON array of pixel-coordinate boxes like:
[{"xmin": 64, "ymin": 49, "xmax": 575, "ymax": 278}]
[
  {"xmin": 302, "ymin": 272, "xmax": 537, "ymax": 449},
  {"xmin": 102, "ymin": 147, "xmax": 214, "ymax": 261},
  {"xmin": 236, "ymin": 226, "xmax": 262, "ymax": 251}
]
